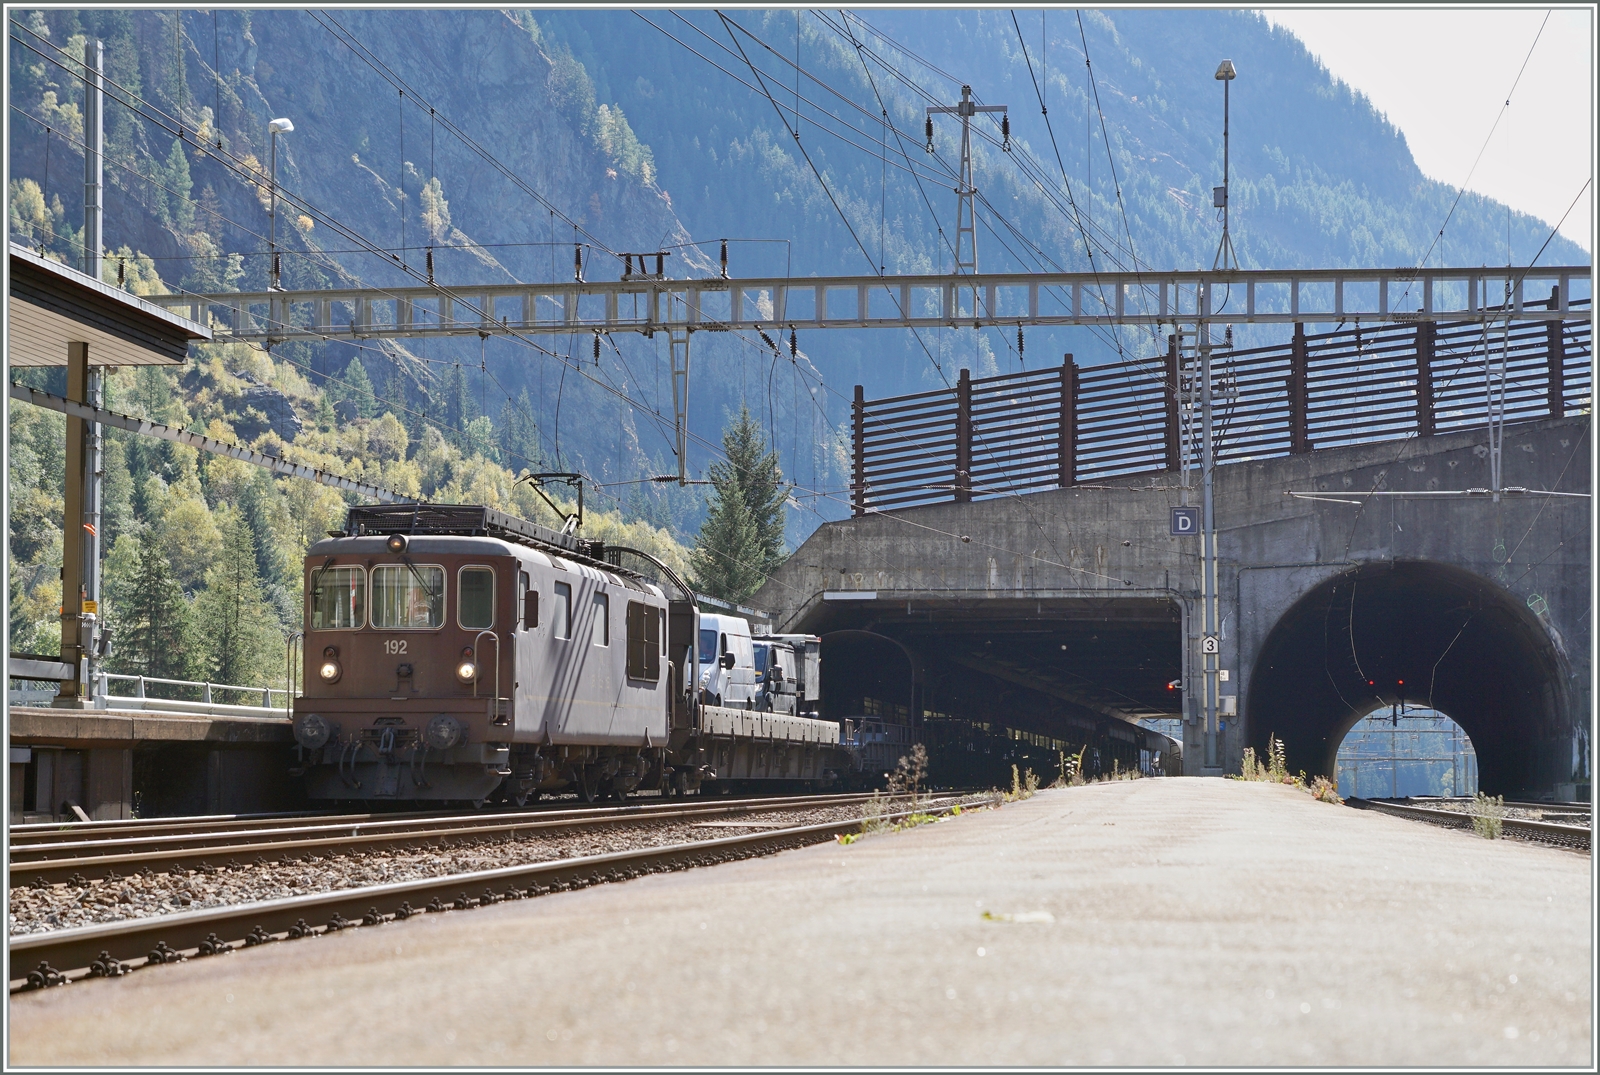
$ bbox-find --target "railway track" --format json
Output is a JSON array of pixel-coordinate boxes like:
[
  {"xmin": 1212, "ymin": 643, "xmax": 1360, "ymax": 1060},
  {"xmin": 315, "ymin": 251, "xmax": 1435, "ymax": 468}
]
[
  {"xmin": 8, "ymin": 793, "xmax": 889, "ymax": 887},
  {"xmin": 10, "ymin": 798, "xmax": 965, "ymax": 992},
  {"xmin": 1346, "ymin": 798, "xmax": 1590, "ymax": 851}
]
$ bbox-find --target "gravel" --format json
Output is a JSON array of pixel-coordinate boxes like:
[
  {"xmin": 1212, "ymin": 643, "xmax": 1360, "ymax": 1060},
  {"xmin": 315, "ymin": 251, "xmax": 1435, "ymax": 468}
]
[
  {"xmin": 1409, "ymin": 799, "xmax": 1592, "ymax": 824},
  {"xmin": 8, "ymin": 798, "xmax": 980, "ymax": 937}
]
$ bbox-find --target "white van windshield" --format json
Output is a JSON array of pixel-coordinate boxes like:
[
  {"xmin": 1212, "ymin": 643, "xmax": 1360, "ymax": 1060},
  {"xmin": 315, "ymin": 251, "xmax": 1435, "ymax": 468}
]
[{"xmin": 699, "ymin": 628, "xmax": 718, "ymax": 665}]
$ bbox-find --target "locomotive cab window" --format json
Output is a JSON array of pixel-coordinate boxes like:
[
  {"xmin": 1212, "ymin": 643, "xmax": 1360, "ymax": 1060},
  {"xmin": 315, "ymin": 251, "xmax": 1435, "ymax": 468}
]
[
  {"xmin": 458, "ymin": 567, "xmax": 495, "ymax": 630},
  {"xmin": 553, "ymin": 582, "xmax": 572, "ymax": 639},
  {"xmin": 592, "ymin": 592, "xmax": 609, "ymax": 647},
  {"xmin": 310, "ymin": 566, "xmax": 366, "ymax": 629},
  {"xmin": 626, "ymin": 602, "xmax": 661, "ymax": 681},
  {"xmin": 370, "ymin": 564, "xmax": 445, "ymax": 629}
]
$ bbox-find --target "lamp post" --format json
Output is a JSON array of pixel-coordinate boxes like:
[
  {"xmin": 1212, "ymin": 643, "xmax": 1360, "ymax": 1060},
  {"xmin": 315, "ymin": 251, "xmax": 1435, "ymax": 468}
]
[
  {"xmin": 268, "ymin": 117, "xmax": 293, "ymax": 289},
  {"xmin": 1198, "ymin": 57, "xmax": 1235, "ymax": 773},
  {"xmin": 1212, "ymin": 60, "xmax": 1237, "ymax": 271}
]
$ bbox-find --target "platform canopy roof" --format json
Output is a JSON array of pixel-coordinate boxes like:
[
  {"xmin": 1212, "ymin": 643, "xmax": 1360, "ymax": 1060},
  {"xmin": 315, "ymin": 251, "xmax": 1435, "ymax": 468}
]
[{"xmin": 7, "ymin": 242, "xmax": 210, "ymax": 367}]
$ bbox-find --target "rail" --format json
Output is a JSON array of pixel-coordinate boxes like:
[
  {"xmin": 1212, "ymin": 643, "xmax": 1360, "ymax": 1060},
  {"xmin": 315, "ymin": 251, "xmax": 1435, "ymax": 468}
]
[
  {"xmin": 9, "ymin": 798, "xmax": 967, "ymax": 990},
  {"xmin": 850, "ymin": 297, "xmax": 1591, "ymax": 513},
  {"xmin": 1346, "ymin": 797, "xmax": 1590, "ymax": 852},
  {"xmin": 6, "ymin": 792, "xmax": 888, "ymax": 883}
]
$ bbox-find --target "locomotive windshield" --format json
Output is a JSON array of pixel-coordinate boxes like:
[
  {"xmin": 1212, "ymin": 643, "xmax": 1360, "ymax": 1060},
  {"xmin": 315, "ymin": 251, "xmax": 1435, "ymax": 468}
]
[
  {"xmin": 371, "ymin": 564, "xmax": 445, "ymax": 628},
  {"xmin": 698, "ymin": 628, "xmax": 718, "ymax": 665},
  {"xmin": 311, "ymin": 566, "xmax": 366, "ymax": 629}
]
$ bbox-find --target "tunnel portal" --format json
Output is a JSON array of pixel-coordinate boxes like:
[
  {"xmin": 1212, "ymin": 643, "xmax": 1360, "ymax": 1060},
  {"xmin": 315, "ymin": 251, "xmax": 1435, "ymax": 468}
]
[
  {"xmin": 806, "ymin": 597, "xmax": 1184, "ymax": 786},
  {"xmin": 1247, "ymin": 560, "xmax": 1571, "ymax": 798}
]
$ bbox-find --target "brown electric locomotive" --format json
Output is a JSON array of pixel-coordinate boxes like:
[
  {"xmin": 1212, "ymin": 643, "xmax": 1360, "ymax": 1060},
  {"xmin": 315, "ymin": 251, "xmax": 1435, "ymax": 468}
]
[{"xmin": 291, "ymin": 504, "xmax": 685, "ymax": 805}]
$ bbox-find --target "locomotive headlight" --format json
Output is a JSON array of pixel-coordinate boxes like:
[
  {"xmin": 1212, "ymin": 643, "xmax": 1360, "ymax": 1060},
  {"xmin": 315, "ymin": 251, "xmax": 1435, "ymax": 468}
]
[
  {"xmin": 319, "ymin": 646, "xmax": 342, "ymax": 683},
  {"xmin": 386, "ymin": 533, "xmax": 408, "ymax": 554},
  {"xmin": 455, "ymin": 647, "xmax": 477, "ymax": 683}
]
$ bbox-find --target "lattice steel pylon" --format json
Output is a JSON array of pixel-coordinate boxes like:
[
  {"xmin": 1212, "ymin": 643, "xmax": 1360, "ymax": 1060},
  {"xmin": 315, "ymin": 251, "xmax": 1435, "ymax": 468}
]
[{"xmin": 927, "ymin": 85, "xmax": 1007, "ymax": 317}]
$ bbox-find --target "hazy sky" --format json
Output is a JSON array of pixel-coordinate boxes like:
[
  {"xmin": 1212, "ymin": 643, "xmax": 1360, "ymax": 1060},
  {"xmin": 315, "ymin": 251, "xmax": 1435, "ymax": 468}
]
[{"xmin": 1261, "ymin": 8, "xmax": 1594, "ymax": 256}]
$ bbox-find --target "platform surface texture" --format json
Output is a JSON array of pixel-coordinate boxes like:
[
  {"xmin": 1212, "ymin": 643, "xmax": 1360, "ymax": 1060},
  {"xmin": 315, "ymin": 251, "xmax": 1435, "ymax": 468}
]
[{"xmin": 7, "ymin": 778, "xmax": 1591, "ymax": 1066}]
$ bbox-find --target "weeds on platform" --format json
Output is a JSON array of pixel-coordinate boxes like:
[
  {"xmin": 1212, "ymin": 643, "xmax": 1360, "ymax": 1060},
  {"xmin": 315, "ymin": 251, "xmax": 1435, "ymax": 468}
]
[
  {"xmin": 1005, "ymin": 764, "xmax": 1040, "ymax": 802},
  {"xmin": 1237, "ymin": 737, "xmax": 1342, "ymax": 805},
  {"xmin": 1051, "ymin": 747, "xmax": 1089, "ymax": 788},
  {"xmin": 1470, "ymin": 792, "xmax": 1506, "ymax": 839},
  {"xmin": 845, "ymin": 745, "xmax": 941, "ymax": 843}
]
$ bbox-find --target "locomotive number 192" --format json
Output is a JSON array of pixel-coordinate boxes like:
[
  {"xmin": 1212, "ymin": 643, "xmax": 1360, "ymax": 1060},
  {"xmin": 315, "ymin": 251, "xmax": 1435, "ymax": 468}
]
[{"xmin": 383, "ymin": 639, "xmax": 409, "ymax": 655}]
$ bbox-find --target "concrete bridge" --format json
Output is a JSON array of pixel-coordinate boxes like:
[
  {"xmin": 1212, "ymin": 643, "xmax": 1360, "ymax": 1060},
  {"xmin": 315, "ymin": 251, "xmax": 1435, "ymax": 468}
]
[{"xmin": 755, "ymin": 415, "xmax": 1590, "ymax": 799}]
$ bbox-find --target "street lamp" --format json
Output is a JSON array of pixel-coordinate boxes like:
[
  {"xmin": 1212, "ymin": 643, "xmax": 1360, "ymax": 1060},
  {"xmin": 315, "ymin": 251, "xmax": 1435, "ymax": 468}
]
[
  {"xmin": 268, "ymin": 117, "xmax": 293, "ymax": 289},
  {"xmin": 1212, "ymin": 60, "xmax": 1237, "ymax": 271},
  {"xmin": 1198, "ymin": 57, "xmax": 1236, "ymax": 774}
]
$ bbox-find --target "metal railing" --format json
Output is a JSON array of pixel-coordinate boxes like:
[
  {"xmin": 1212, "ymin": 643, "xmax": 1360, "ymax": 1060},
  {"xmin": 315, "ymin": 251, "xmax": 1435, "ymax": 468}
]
[{"xmin": 94, "ymin": 672, "xmax": 289, "ymax": 709}]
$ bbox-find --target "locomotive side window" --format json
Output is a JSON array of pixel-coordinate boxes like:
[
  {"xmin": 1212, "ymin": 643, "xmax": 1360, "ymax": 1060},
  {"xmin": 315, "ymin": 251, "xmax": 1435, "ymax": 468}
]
[
  {"xmin": 370, "ymin": 564, "xmax": 445, "ymax": 629},
  {"xmin": 458, "ymin": 567, "xmax": 495, "ymax": 630},
  {"xmin": 310, "ymin": 566, "xmax": 366, "ymax": 629},
  {"xmin": 520, "ymin": 572, "xmax": 538, "ymax": 629},
  {"xmin": 552, "ymin": 582, "xmax": 572, "ymax": 639},
  {"xmin": 592, "ymin": 592, "xmax": 610, "ymax": 647},
  {"xmin": 626, "ymin": 601, "xmax": 661, "ymax": 681},
  {"xmin": 660, "ymin": 609, "xmax": 667, "ymax": 656}
]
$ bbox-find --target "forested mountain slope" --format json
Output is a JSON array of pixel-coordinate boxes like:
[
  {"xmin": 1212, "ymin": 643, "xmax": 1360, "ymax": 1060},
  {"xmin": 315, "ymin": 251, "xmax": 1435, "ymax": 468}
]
[{"xmin": 7, "ymin": 9, "xmax": 1587, "ymax": 687}]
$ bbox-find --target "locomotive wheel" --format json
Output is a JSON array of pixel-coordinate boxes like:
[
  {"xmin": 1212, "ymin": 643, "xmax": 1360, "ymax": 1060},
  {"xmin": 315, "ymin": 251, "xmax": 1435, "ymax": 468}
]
[{"xmin": 575, "ymin": 770, "xmax": 601, "ymax": 803}]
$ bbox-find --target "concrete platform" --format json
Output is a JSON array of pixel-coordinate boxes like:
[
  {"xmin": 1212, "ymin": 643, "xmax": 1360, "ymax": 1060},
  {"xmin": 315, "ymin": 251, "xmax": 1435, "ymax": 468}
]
[
  {"xmin": 8, "ymin": 779, "xmax": 1591, "ymax": 1066},
  {"xmin": 9, "ymin": 706, "xmax": 295, "ymax": 822}
]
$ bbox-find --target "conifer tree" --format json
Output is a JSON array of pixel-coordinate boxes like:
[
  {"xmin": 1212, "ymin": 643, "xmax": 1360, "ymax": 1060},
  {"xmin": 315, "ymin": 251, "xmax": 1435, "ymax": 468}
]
[
  {"xmin": 442, "ymin": 362, "xmax": 479, "ymax": 448},
  {"xmin": 162, "ymin": 137, "xmax": 193, "ymax": 230},
  {"xmin": 499, "ymin": 387, "xmax": 542, "ymax": 474},
  {"xmin": 194, "ymin": 510, "xmax": 281, "ymax": 695},
  {"xmin": 113, "ymin": 529, "xmax": 195, "ymax": 684},
  {"xmin": 381, "ymin": 366, "xmax": 409, "ymax": 429},
  {"xmin": 339, "ymin": 356, "xmax": 377, "ymax": 419},
  {"xmin": 688, "ymin": 406, "xmax": 788, "ymax": 602}
]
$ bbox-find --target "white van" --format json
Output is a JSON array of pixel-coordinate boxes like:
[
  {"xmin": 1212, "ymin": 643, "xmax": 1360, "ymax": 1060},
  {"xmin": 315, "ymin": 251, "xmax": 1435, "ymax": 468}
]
[{"xmin": 697, "ymin": 613, "xmax": 757, "ymax": 708}]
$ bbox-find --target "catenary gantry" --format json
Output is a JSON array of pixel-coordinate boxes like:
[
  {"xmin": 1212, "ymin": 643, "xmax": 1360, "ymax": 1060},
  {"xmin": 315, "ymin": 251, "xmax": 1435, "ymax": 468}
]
[{"xmin": 148, "ymin": 264, "xmax": 1590, "ymax": 343}]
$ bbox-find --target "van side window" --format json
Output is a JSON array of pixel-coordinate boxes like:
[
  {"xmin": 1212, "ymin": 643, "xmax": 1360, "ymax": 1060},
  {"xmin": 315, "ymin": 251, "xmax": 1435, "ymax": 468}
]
[
  {"xmin": 553, "ymin": 582, "xmax": 572, "ymax": 640},
  {"xmin": 592, "ymin": 592, "xmax": 609, "ymax": 647},
  {"xmin": 626, "ymin": 602, "xmax": 661, "ymax": 681}
]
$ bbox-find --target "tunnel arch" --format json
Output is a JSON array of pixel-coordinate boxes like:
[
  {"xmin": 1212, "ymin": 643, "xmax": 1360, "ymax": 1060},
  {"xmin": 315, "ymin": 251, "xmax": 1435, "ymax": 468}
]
[{"xmin": 1246, "ymin": 560, "xmax": 1568, "ymax": 797}]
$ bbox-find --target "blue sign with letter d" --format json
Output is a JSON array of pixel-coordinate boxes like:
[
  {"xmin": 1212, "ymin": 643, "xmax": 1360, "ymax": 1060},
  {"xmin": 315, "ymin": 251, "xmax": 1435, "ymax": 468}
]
[{"xmin": 1170, "ymin": 507, "xmax": 1199, "ymax": 535}]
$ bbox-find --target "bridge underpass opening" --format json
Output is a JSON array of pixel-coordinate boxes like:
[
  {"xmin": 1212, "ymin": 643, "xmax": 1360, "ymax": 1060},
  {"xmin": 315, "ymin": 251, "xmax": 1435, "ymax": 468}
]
[
  {"xmin": 1334, "ymin": 706, "xmax": 1478, "ymax": 799},
  {"xmin": 812, "ymin": 598, "xmax": 1183, "ymax": 786},
  {"xmin": 1247, "ymin": 561, "xmax": 1568, "ymax": 798}
]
